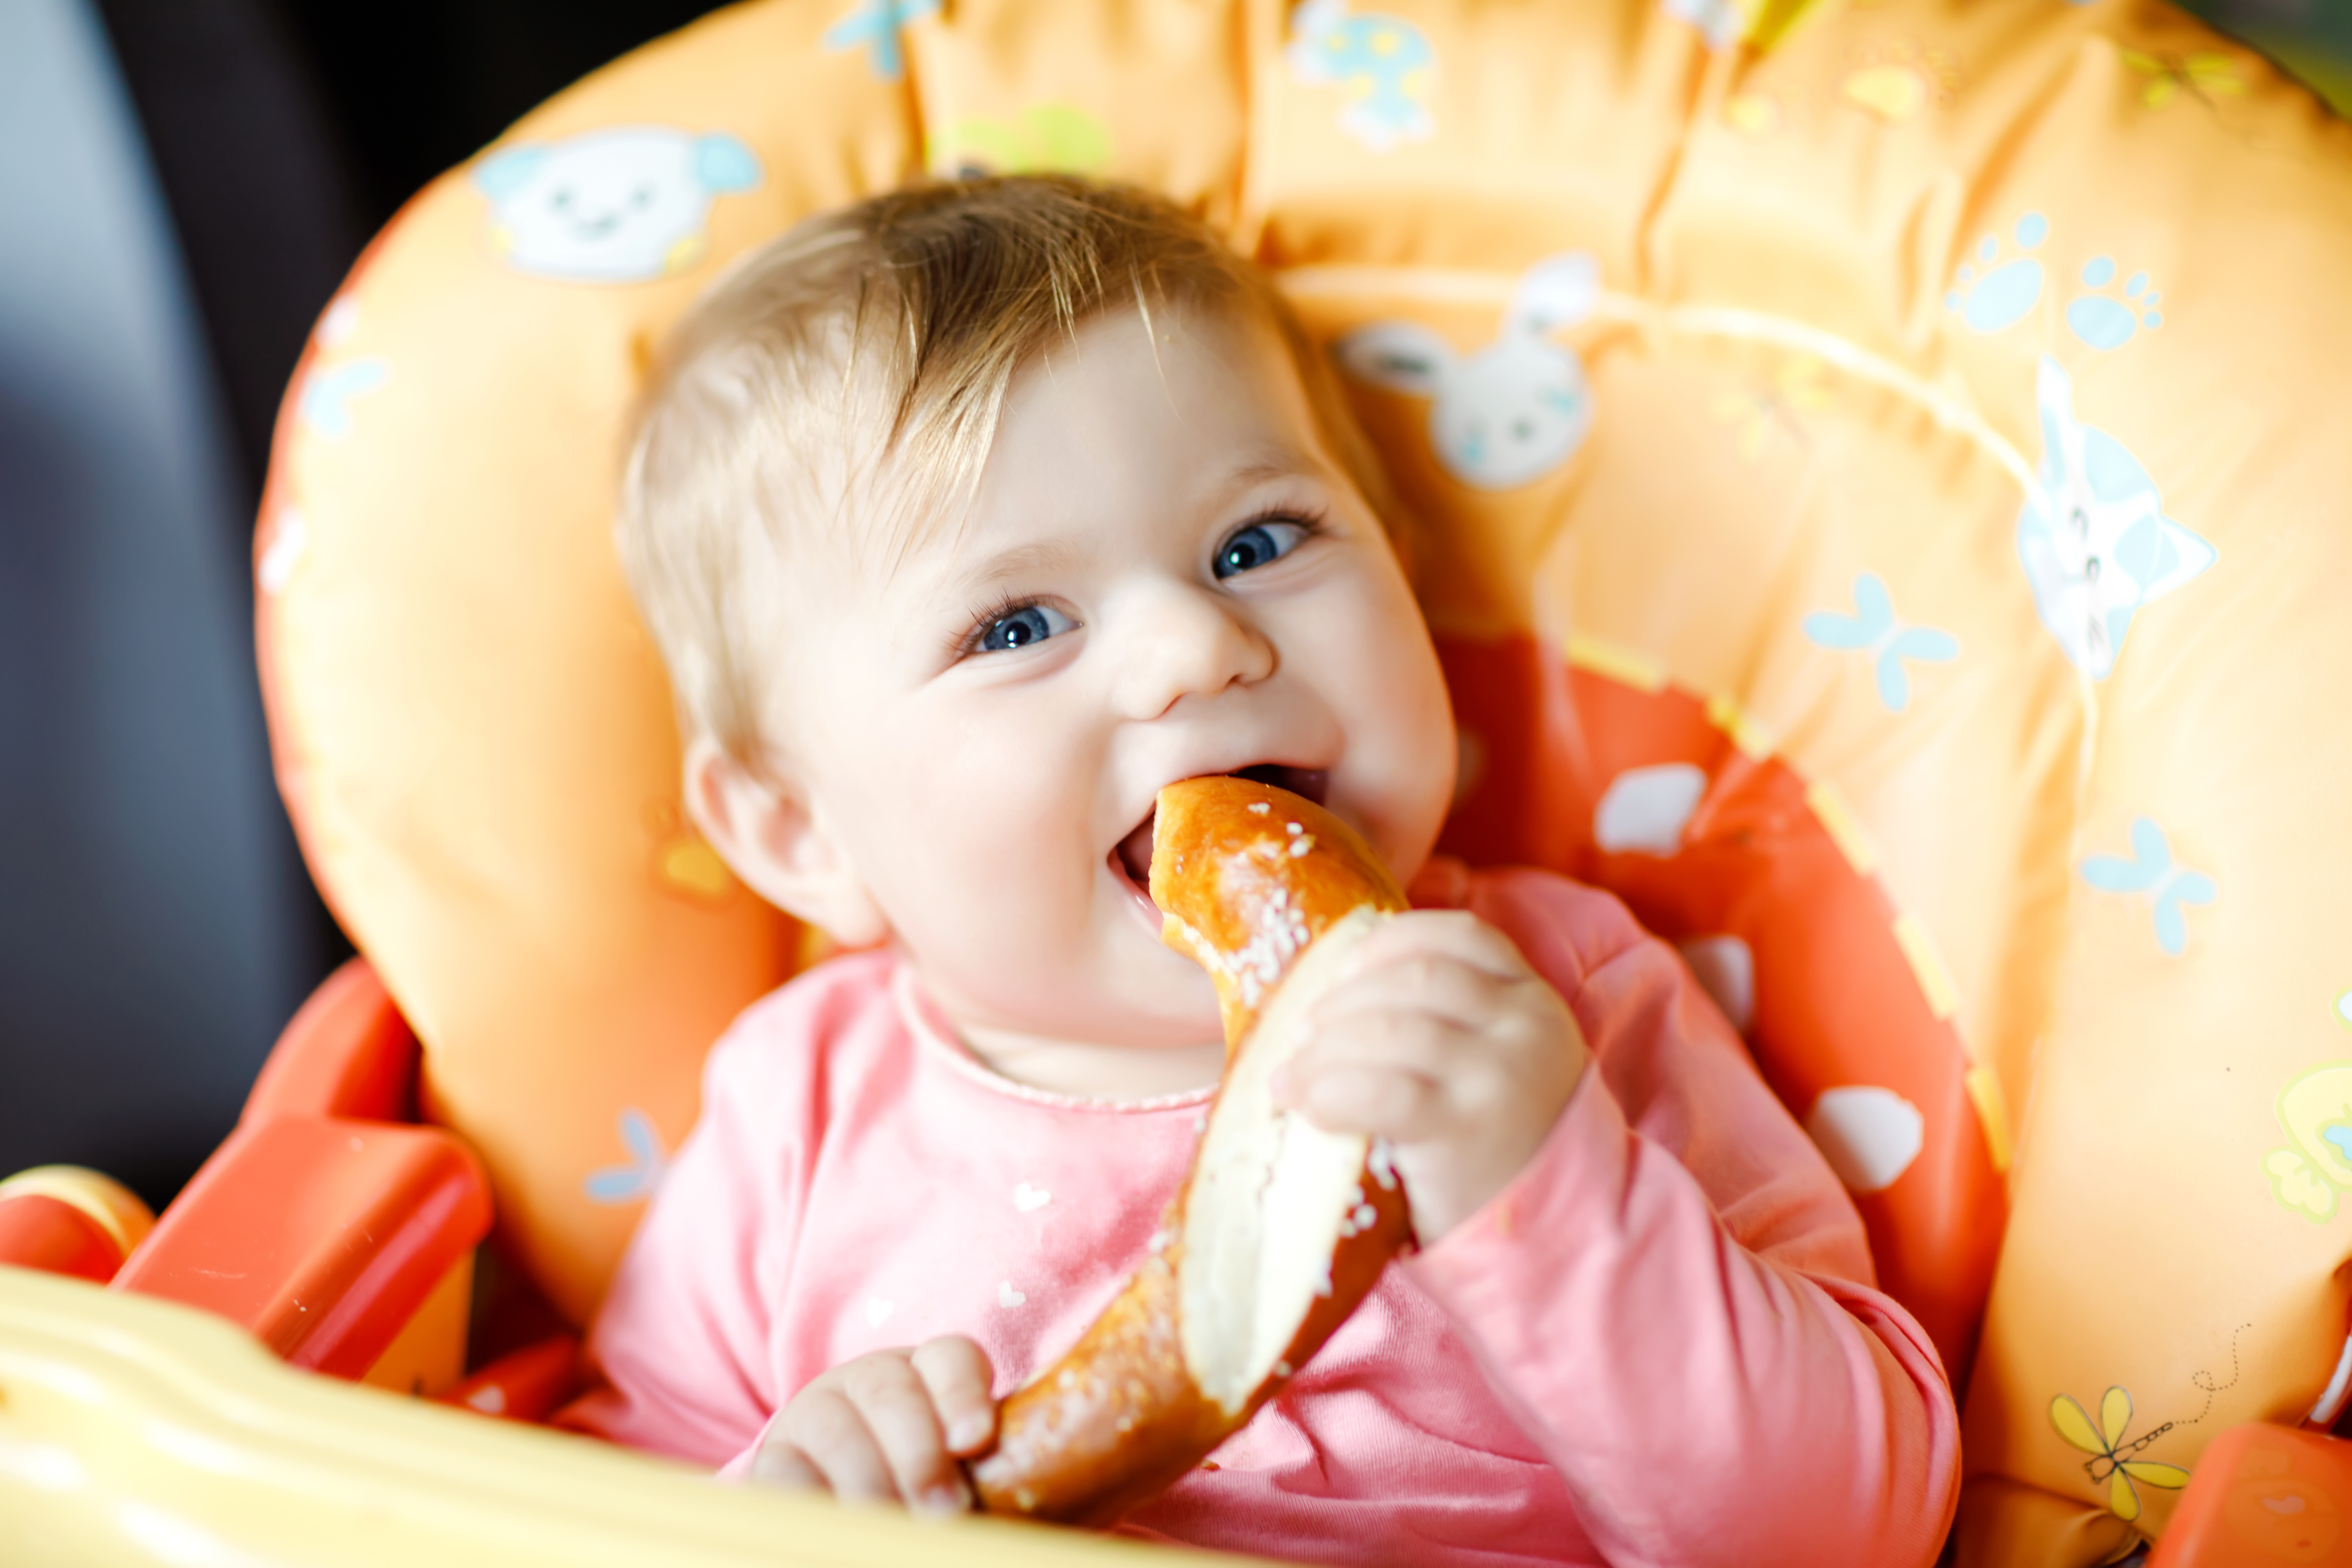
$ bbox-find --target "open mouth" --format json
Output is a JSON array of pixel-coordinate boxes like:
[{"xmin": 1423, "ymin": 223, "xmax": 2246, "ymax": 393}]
[{"xmin": 1112, "ymin": 765, "xmax": 1332, "ymax": 896}]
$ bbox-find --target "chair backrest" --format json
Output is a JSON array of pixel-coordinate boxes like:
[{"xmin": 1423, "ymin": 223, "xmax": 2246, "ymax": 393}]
[{"xmin": 255, "ymin": 0, "xmax": 2352, "ymax": 1556}]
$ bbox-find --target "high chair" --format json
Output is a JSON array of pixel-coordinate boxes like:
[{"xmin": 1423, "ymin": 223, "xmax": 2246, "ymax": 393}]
[{"xmin": 4, "ymin": 1, "xmax": 2351, "ymax": 1563}]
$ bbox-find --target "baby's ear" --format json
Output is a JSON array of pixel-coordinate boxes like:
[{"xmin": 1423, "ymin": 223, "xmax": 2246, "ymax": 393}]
[{"xmin": 683, "ymin": 735, "xmax": 889, "ymax": 947}]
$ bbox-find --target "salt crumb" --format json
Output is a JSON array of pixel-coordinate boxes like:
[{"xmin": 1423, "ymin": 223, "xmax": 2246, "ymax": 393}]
[{"xmin": 1247, "ymin": 802, "xmax": 1271, "ymax": 815}]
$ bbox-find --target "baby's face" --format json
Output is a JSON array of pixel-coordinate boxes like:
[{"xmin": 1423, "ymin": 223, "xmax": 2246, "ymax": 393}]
[{"xmin": 775, "ymin": 305, "xmax": 1456, "ymax": 1050}]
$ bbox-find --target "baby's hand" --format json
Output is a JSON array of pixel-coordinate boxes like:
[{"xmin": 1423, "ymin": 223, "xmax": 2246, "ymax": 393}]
[
  {"xmin": 1276, "ymin": 911, "xmax": 1590, "ymax": 1243},
  {"xmin": 750, "ymin": 1336, "xmax": 996, "ymax": 1515}
]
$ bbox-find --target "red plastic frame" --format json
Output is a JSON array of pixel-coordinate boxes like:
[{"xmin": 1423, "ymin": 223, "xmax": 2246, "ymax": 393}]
[{"xmin": 108, "ymin": 960, "xmax": 493, "ymax": 1380}]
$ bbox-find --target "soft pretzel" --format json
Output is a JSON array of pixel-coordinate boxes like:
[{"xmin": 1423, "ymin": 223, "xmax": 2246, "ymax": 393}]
[{"xmin": 970, "ymin": 776, "xmax": 1414, "ymax": 1524}]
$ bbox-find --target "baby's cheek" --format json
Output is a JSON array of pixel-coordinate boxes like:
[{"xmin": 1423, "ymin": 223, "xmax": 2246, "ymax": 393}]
[
  {"xmin": 877, "ymin": 773, "xmax": 1096, "ymax": 949},
  {"xmin": 1323, "ymin": 579, "xmax": 1457, "ymax": 859}
]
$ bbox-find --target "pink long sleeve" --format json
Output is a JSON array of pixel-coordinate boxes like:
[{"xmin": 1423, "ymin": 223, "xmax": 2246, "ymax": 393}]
[
  {"xmin": 1402, "ymin": 864, "xmax": 1960, "ymax": 1567},
  {"xmin": 564, "ymin": 865, "xmax": 1960, "ymax": 1565}
]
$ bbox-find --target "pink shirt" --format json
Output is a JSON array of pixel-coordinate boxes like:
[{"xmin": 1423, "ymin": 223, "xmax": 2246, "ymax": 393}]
[{"xmin": 567, "ymin": 864, "xmax": 1959, "ymax": 1566}]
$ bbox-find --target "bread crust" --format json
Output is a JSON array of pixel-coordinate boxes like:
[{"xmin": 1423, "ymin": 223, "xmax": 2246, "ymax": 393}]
[{"xmin": 970, "ymin": 777, "xmax": 1413, "ymax": 1524}]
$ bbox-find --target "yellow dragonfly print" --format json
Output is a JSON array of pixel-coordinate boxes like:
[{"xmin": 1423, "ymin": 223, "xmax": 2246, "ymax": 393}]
[
  {"xmin": 1712, "ymin": 356, "xmax": 1833, "ymax": 461},
  {"xmin": 2121, "ymin": 49, "xmax": 2247, "ymax": 112},
  {"xmin": 2050, "ymin": 1386, "xmax": 2192, "ymax": 1523}
]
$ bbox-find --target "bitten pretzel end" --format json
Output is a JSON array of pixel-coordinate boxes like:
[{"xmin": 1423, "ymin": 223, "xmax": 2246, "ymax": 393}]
[{"xmin": 970, "ymin": 776, "xmax": 1414, "ymax": 1525}]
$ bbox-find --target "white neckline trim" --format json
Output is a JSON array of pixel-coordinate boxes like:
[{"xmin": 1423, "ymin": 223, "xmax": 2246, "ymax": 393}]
[{"xmin": 890, "ymin": 963, "xmax": 1219, "ymax": 1115}]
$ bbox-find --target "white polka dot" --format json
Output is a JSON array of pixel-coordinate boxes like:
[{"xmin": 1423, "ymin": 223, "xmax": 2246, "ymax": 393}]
[
  {"xmin": 1594, "ymin": 764, "xmax": 1706, "ymax": 855},
  {"xmin": 1677, "ymin": 935, "xmax": 1755, "ymax": 1034},
  {"xmin": 2336, "ymin": 989, "xmax": 2352, "ymax": 1031},
  {"xmin": 1013, "ymin": 1182, "xmax": 1051, "ymax": 1212},
  {"xmin": 257, "ymin": 508, "xmax": 307, "ymax": 595},
  {"xmin": 316, "ymin": 295, "xmax": 360, "ymax": 347},
  {"xmin": 998, "ymin": 1281, "xmax": 1026, "ymax": 1309},
  {"xmin": 1806, "ymin": 1086, "xmax": 1925, "ymax": 1194}
]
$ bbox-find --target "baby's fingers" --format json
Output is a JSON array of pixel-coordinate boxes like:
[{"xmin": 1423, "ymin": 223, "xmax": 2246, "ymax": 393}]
[
  {"xmin": 1280, "ymin": 1057, "xmax": 1451, "ymax": 1143},
  {"xmin": 772, "ymin": 1385, "xmax": 898, "ymax": 1503},
  {"xmin": 1340, "ymin": 909, "xmax": 1535, "ymax": 985},
  {"xmin": 1312, "ymin": 949, "xmax": 1513, "ymax": 1036},
  {"xmin": 841, "ymin": 1353, "xmax": 973, "ymax": 1514},
  {"xmin": 748, "ymin": 1433, "xmax": 827, "ymax": 1493},
  {"xmin": 911, "ymin": 1335, "xmax": 997, "ymax": 1456}
]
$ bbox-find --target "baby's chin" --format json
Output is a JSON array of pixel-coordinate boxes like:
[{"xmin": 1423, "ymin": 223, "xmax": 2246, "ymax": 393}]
[{"xmin": 911, "ymin": 931, "xmax": 1225, "ymax": 1054}]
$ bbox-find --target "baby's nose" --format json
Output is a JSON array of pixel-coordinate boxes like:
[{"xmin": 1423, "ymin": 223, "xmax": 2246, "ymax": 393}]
[{"xmin": 1110, "ymin": 582, "xmax": 1276, "ymax": 720}]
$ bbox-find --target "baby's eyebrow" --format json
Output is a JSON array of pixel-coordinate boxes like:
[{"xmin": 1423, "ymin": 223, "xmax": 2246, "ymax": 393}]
[
  {"xmin": 949, "ymin": 450, "xmax": 1328, "ymax": 594},
  {"xmin": 1209, "ymin": 451, "xmax": 1330, "ymax": 509},
  {"xmin": 963, "ymin": 536, "xmax": 1092, "ymax": 590}
]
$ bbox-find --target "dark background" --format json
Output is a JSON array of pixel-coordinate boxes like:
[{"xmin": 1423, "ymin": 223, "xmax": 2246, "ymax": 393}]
[{"xmin": 0, "ymin": 0, "xmax": 2334, "ymax": 1211}]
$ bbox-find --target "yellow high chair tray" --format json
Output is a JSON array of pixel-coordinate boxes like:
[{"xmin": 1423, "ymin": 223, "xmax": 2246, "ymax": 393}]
[{"xmin": 4, "ymin": 0, "xmax": 2351, "ymax": 1564}]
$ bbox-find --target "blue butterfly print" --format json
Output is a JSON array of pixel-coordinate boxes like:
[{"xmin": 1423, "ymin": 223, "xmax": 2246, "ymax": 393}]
[
  {"xmin": 300, "ymin": 358, "xmax": 390, "ymax": 441},
  {"xmin": 821, "ymin": 0, "xmax": 942, "ymax": 81},
  {"xmin": 585, "ymin": 1108, "xmax": 669, "ymax": 1203},
  {"xmin": 2080, "ymin": 817, "xmax": 2217, "ymax": 956},
  {"xmin": 1803, "ymin": 573, "xmax": 1961, "ymax": 713}
]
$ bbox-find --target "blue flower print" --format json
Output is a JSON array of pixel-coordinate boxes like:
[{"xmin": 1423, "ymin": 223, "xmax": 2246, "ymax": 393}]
[
  {"xmin": 299, "ymin": 358, "xmax": 389, "ymax": 441},
  {"xmin": 1666, "ymin": 0, "xmax": 1742, "ymax": 49},
  {"xmin": 1804, "ymin": 573, "xmax": 1960, "ymax": 713},
  {"xmin": 2081, "ymin": 817, "xmax": 2217, "ymax": 956},
  {"xmin": 585, "ymin": 1108, "xmax": 670, "ymax": 1203},
  {"xmin": 822, "ymin": 0, "xmax": 942, "ymax": 82}
]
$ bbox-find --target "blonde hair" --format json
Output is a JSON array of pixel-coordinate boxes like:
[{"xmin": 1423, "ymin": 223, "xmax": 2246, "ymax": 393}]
[{"xmin": 617, "ymin": 175, "xmax": 1392, "ymax": 767}]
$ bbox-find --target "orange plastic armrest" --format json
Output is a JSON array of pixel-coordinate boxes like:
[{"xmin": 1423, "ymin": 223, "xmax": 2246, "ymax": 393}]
[
  {"xmin": 109, "ymin": 960, "xmax": 492, "ymax": 1381},
  {"xmin": 0, "ymin": 1167, "xmax": 154, "ymax": 1283},
  {"xmin": 440, "ymin": 1334, "xmax": 581, "ymax": 1424},
  {"xmin": 2147, "ymin": 1423, "xmax": 2352, "ymax": 1567}
]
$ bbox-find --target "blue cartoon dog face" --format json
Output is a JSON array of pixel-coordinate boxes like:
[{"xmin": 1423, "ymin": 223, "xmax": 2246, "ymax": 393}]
[{"xmin": 473, "ymin": 127, "xmax": 762, "ymax": 284}]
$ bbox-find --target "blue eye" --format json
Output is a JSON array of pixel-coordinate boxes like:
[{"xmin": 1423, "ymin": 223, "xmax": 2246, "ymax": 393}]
[
  {"xmin": 976, "ymin": 601, "xmax": 1076, "ymax": 653},
  {"xmin": 1213, "ymin": 518, "xmax": 1311, "ymax": 580}
]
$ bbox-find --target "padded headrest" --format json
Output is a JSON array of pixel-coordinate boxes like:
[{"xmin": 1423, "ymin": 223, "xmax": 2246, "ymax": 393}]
[{"xmin": 256, "ymin": 0, "xmax": 2352, "ymax": 1556}]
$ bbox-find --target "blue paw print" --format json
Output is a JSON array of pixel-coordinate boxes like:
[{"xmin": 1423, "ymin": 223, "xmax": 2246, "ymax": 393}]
[
  {"xmin": 2081, "ymin": 817, "xmax": 2216, "ymax": 956},
  {"xmin": 822, "ymin": 0, "xmax": 942, "ymax": 81},
  {"xmin": 1947, "ymin": 213, "xmax": 2048, "ymax": 335},
  {"xmin": 300, "ymin": 358, "xmax": 390, "ymax": 441},
  {"xmin": 2067, "ymin": 257, "xmax": 2163, "ymax": 350},
  {"xmin": 585, "ymin": 1108, "xmax": 669, "ymax": 1203},
  {"xmin": 1803, "ymin": 573, "xmax": 1960, "ymax": 713}
]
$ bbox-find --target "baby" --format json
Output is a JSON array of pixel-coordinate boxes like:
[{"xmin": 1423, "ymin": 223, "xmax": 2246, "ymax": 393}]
[{"xmin": 565, "ymin": 176, "xmax": 1960, "ymax": 1565}]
